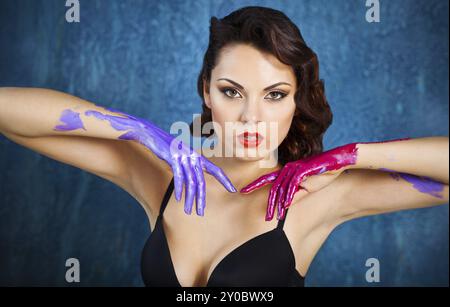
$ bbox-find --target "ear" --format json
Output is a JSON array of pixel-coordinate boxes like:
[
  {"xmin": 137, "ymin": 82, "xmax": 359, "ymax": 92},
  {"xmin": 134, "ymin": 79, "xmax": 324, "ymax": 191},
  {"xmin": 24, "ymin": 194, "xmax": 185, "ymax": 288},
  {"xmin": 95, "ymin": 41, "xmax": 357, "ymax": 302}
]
[{"xmin": 203, "ymin": 78, "xmax": 212, "ymax": 109}]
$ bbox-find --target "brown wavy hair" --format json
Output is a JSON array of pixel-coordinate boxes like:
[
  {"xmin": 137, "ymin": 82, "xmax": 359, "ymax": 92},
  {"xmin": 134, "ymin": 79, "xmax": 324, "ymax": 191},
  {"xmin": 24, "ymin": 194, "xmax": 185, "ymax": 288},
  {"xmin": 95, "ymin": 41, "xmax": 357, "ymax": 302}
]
[{"xmin": 190, "ymin": 6, "xmax": 333, "ymax": 166}]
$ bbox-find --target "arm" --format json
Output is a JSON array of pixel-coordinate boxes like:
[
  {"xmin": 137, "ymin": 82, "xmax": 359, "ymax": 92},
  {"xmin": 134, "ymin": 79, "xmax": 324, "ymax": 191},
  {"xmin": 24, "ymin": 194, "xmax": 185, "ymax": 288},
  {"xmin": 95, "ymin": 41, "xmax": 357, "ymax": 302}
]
[
  {"xmin": 335, "ymin": 136, "xmax": 449, "ymax": 223},
  {"xmin": 0, "ymin": 87, "xmax": 133, "ymax": 139},
  {"xmin": 241, "ymin": 136, "xmax": 448, "ymax": 222},
  {"xmin": 0, "ymin": 87, "xmax": 168, "ymax": 214},
  {"xmin": 0, "ymin": 87, "xmax": 236, "ymax": 217},
  {"xmin": 0, "ymin": 87, "xmax": 139, "ymax": 179}
]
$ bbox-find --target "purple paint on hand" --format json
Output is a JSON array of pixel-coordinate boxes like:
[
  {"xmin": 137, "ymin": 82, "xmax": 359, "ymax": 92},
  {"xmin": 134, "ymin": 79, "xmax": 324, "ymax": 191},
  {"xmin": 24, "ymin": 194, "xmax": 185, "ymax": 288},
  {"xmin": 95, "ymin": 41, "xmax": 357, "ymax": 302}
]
[
  {"xmin": 53, "ymin": 109, "xmax": 86, "ymax": 131},
  {"xmin": 379, "ymin": 168, "xmax": 445, "ymax": 199},
  {"xmin": 83, "ymin": 108, "xmax": 236, "ymax": 217}
]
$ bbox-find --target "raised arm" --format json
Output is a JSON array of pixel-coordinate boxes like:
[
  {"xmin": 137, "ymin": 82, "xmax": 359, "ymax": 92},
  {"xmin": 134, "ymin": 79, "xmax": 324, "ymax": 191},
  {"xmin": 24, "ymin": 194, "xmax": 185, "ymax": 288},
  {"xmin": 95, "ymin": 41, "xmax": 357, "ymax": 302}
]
[
  {"xmin": 241, "ymin": 137, "xmax": 449, "ymax": 222},
  {"xmin": 0, "ymin": 87, "xmax": 236, "ymax": 217},
  {"xmin": 335, "ymin": 136, "xmax": 449, "ymax": 223}
]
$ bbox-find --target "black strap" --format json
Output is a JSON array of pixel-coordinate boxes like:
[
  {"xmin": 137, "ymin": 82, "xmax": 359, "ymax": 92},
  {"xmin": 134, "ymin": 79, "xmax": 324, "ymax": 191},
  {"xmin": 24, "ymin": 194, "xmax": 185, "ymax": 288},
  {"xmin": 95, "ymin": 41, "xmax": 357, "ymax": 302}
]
[
  {"xmin": 158, "ymin": 177, "xmax": 175, "ymax": 217},
  {"xmin": 276, "ymin": 209, "xmax": 289, "ymax": 230}
]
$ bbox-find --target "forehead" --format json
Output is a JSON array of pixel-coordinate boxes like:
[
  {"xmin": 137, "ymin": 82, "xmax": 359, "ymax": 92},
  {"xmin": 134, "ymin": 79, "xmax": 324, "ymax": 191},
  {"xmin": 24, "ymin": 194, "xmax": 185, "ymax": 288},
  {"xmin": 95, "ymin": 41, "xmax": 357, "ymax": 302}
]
[{"xmin": 212, "ymin": 43, "xmax": 296, "ymax": 87}]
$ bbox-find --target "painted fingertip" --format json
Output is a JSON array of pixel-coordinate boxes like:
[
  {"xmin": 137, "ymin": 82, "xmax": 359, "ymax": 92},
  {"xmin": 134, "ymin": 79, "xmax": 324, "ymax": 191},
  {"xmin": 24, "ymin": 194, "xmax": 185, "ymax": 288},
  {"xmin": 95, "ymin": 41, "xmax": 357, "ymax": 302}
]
[
  {"xmin": 174, "ymin": 186, "xmax": 181, "ymax": 201},
  {"xmin": 280, "ymin": 202, "xmax": 286, "ymax": 215},
  {"xmin": 226, "ymin": 184, "xmax": 237, "ymax": 193},
  {"xmin": 198, "ymin": 208, "xmax": 204, "ymax": 216},
  {"xmin": 197, "ymin": 204, "xmax": 204, "ymax": 216},
  {"xmin": 219, "ymin": 177, "xmax": 235, "ymax": 192},
  {"xmin": 280, "ymin": 208, "xmax": 286, "ymax": 220},
  {"xmin": 276, "ymin": 208, "xmax": 283, "ymax": 220},
  {"xmin": 184, "ymin": 205, "xmax": 192, "ymax": 215}
]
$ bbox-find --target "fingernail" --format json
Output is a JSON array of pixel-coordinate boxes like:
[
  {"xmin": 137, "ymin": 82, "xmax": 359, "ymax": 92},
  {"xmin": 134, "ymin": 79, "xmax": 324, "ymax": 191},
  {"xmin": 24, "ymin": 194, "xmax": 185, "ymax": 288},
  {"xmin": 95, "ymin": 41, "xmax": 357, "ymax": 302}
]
[
  {"xmin": 280, "ymin": 209, "xmax": 286, "ymax": 220},
  {"xmin": 176, "ymin": 191, "xmax": 181, "ymax": 202},
  {"xmin": 198, "ymin": 206, "xmax": 204, "ymax": 216}
]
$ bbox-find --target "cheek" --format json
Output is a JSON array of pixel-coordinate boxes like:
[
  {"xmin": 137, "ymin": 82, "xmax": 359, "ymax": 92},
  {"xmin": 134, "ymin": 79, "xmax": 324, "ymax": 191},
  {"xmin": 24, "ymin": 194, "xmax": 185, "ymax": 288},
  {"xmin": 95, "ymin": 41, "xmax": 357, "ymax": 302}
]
[
  {"xmin": 263, "ymin": 104, "xmax": 296, "ymax": 145},
  {"xmin": 210, "ymin": 96, "xmax": 241, "ymax": 127},
  {"xmin": 277, "ymin": 115, "xmax": 294, "ymax": 142},
  {"xmin": 209, "ymin": 103, "xmax": 241, "ymax": 142},
  {"xmin": 208, "ymin": 92, "xmax": 226, "ymax": 127},
  {"xmin": 210, "ymin": 105, "xmax": 237, "ymax": 131}
]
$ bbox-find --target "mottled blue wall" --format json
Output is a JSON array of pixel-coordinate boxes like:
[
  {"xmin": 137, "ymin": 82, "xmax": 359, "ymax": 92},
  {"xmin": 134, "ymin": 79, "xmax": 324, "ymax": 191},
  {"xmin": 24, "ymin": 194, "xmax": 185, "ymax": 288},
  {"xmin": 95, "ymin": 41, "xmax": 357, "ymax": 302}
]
[{"xmin": 0, "ymin": 0, "xmax": 448, "ymax": 286}]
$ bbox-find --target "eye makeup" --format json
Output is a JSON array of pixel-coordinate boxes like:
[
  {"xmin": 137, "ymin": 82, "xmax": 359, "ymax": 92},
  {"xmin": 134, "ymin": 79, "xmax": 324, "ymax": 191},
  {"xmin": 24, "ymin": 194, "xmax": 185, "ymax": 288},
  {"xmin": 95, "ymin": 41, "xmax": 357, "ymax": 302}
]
[{"xmin": 218, "ymin": 86, "xmax": 288, "ymax": 101}]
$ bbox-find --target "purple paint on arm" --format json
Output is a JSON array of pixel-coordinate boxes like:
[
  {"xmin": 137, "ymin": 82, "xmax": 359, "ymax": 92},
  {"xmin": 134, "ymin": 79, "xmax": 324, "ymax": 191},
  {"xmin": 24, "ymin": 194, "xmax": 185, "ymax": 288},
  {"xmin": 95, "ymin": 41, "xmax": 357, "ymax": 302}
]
[
  {"xmin": 53, "ymin": 109, "xmax": 86, "ymax": 131},
  {"xmin": 83, "ymin": 108, "xmax": 236, "ymax": 217},
  {"xmin": 379, "ymin": 168, "xmax": 445, "ymax": 199}
]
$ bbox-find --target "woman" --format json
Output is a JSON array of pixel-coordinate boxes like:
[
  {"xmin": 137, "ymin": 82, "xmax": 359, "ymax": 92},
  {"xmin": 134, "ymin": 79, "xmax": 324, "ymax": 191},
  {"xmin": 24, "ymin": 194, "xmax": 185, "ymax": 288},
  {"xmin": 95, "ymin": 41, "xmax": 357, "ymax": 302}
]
[{"xmin": 0, "ymin": 6, "xmax": 448, "ymax": 287}]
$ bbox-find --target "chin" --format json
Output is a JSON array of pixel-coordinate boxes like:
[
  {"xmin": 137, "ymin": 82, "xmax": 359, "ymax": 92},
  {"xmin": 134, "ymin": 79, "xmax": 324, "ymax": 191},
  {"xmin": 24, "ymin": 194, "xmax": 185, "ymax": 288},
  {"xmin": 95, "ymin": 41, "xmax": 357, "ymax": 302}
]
[
  {"xmin": 234, "ymin": 155, "xmax": 264, "ymax": 162},
  {"xmin": 233, "ymin": 147, "xmax": 274, "ymax": 162}
]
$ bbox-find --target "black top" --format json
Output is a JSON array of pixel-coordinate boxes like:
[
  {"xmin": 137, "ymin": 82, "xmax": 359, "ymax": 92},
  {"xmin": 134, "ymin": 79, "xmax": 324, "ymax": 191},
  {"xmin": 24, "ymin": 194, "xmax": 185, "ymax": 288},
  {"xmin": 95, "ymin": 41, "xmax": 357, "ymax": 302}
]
[{"xmin": 141, "ymin": 177, "xmax": 305, "ymax": 287}]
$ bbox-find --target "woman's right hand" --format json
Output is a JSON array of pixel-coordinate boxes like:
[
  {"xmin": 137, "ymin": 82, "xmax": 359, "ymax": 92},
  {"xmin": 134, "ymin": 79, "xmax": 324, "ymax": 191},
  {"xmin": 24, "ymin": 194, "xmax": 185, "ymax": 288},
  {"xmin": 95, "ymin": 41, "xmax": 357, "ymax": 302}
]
[{"xmin": 84, "ymin": 107, "xmax": 236, "ymax": 216}]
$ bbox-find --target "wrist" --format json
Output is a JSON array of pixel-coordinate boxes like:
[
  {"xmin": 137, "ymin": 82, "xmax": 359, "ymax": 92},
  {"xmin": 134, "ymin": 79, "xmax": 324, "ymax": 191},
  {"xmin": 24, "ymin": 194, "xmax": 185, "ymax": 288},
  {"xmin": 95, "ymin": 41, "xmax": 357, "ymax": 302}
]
[
  {"xmin": 341, "ymin": 141, "xmax": 380, "ymax": 170},
  {"xmin": 345, "ymin": 142, "xmax": 367, "ymax": 170}
]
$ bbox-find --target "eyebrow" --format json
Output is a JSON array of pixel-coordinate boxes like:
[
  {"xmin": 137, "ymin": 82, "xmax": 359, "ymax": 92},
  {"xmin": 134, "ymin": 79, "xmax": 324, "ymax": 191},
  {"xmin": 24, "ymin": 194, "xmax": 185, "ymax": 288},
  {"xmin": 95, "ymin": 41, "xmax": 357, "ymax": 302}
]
[{"xmin": 216, "ymin": 78, "xmax": 292, "ymax": 91}]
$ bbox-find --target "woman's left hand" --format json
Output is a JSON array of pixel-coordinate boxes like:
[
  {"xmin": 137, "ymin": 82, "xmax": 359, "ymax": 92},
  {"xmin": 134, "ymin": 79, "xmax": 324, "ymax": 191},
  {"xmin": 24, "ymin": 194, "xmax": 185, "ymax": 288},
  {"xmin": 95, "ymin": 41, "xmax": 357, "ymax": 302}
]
[{"xmin": 240, "ymin": 143, "xmax": 361, "ymax": 220}]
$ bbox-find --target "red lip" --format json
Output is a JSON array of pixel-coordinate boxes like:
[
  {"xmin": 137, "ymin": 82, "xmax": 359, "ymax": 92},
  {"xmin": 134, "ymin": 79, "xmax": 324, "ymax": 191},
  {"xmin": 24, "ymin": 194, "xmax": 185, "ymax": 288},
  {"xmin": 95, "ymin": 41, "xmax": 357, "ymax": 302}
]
[{"xmin": 237, "ymin": 131, "xmax": 264, "ymax": 148}]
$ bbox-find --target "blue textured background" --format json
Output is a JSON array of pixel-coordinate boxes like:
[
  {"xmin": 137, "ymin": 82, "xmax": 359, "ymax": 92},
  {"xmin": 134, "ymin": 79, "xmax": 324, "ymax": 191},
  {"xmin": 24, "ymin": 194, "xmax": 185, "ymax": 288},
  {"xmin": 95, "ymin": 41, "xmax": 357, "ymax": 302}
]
[{"xmin": 0, "ymin": 0, "xmax": 448, "ymax": 286}]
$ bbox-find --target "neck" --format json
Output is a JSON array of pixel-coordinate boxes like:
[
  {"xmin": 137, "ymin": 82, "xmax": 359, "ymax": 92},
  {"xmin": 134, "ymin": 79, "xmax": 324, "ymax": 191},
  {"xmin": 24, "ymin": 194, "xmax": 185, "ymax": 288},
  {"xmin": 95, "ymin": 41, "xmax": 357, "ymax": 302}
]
[{"xmin": 202, "ymin": 145, "xmax": 281, "ymax": 193}]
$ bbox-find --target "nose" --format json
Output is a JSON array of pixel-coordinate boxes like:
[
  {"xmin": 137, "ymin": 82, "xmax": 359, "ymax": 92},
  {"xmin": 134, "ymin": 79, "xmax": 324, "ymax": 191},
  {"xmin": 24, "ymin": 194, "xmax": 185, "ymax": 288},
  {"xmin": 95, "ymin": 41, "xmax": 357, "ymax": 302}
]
[{"xmin": 239, "ymin": 99, "xmax": 261, "ymax": 125}]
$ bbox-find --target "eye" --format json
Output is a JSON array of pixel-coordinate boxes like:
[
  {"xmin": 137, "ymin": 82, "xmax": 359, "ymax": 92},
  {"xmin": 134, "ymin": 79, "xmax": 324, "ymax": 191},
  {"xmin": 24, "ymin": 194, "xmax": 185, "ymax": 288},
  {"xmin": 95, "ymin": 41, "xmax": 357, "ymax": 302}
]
[
  {"xmin": 219, "ymin": 87, "xmax": 288, "ymax": 101},
  {"xmin": 220, "ymin": 87, "xmax": 242, "ymax": 99},
  {"xmin": 265, "ymin": 91, "xmax": 288, "ymax": 101}
]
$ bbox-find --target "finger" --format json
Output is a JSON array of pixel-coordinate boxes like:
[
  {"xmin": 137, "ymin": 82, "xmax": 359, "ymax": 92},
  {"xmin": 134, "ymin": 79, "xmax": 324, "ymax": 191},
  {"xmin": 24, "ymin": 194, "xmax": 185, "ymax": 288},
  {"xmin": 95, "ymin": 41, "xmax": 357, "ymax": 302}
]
[
  {"xmin": 241, "ymin": 170, "xmax": 279, "ymax": 194},
  {"xmin": 181, "ymin": 157, "xmax": 196, "ymax": 215},
  {"xmin": 283, "ymin": 171, "xmax": 304, "ymax": 215},
  {"xmin": 279, "ymin": 206, "xmax": 288, "ymax": 221},
  {"xmin": 193, "ymin": 157, "xmax": 206, "ymax": 216},
  {"xmin": 266, "ymin": 167, "xmax": 290, "ymax": 221},
  {"xmin": 266, "ymin": 168, "xmax": 289, "ymax": 220},
  {"xmin": 202, "ymin": 158, "xmax": 237, "ymax": 193},
  {"xmin": 280, "ymin": 165, "xmax": 302, "ymax": 213},
  {"xmin": 280, "ymin": 186, "xmax": 301, "ymax": 219},
  {"xmin": 276, "ymin": 167, "xmax": 295, "ymax": 220},
  {"xmin": 171, "ymin": 156, "xmax": 184, "ymax": 202}
]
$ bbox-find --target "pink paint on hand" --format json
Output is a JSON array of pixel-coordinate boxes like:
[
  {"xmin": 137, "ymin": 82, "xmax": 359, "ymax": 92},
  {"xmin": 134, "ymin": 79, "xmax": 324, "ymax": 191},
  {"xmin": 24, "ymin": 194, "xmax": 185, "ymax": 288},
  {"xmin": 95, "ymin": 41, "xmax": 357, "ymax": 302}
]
[{"xmin": 241, "ymin": 137, "xmax": 413, "ymax": 221}]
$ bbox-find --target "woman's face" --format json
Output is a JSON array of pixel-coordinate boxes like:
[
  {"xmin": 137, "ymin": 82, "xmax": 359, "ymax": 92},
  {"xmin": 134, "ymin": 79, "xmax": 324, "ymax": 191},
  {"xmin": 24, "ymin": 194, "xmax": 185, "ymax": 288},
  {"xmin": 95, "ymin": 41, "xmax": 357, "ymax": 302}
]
[{"xmin": 203, "ymin": 43, "xmax": 297, "ymax": 164}]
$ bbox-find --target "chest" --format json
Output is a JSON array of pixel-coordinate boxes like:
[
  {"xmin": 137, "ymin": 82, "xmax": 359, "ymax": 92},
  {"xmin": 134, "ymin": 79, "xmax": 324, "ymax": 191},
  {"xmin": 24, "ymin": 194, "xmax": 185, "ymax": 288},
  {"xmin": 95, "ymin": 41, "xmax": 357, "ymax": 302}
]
[
  {"xmin": 150, "ymin": 182, "xmax": 337, "ymax": 286},
  {"xmin": 162, "ymin": 191, "xmax": 281, "ymax": 285}
]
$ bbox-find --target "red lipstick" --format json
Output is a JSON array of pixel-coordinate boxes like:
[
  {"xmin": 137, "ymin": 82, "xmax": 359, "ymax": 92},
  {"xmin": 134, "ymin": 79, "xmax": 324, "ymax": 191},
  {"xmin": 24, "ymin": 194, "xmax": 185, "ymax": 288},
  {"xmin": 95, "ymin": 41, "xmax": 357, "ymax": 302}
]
[{"xmin": 238, "ymin": 131, "xmax": 264, "ymax": 148}]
